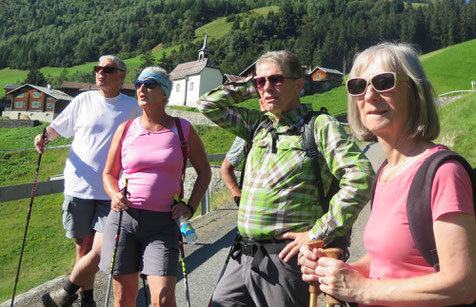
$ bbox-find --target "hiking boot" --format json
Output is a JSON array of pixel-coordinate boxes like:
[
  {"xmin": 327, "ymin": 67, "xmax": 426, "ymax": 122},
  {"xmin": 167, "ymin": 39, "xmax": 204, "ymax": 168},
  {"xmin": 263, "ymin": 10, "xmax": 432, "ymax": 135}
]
[
  {"xmin": 42, "ymin": 288, "xmax": 78, "ymax": 307},
  {"xmin": 80, "ymin": 300, "xmax": 96, "ymax": 307}
]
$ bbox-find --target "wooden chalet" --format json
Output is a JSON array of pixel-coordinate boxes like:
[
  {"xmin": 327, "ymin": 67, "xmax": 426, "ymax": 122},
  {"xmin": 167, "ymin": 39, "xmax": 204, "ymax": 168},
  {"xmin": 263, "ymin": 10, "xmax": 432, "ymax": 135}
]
[
  {"xmin": 61, "ymin": 81, "xmax": 136, "ymax": 98},
  {"xmin": 304, "ymin": 66, "xmax": 344, "ymax": 95},
  {"xmin": 2, "ymin": 84, "xmax": 72, "ymax": 122}
]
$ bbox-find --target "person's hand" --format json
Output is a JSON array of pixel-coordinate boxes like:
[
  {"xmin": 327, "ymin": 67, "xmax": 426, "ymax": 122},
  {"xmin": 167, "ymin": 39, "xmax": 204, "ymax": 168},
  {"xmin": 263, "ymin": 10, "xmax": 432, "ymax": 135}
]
[
  {"xmin": 233, "ymin": 196, "xmax": 241, "ymax": 206},
  {"xmin": 276, "ymin": 231, "xmax": 310, "ymax": 262},
  {"xmin": 299, "ymin": 245, "xmax": 326, "ymax": 281},
  {"xmin": 111, "ymin": 190, "xmax": 130, "ymax": 212},
  {"xmin": 34, "ymin": 133, "xmax": 46, "ymax": 154},
  {"xmin": 313, "ymin": 254, "xmax": 367, "ymax": 303},
  {"xmin": 172, "ymin": 201, "xmax": 193, "ymax": 220}
]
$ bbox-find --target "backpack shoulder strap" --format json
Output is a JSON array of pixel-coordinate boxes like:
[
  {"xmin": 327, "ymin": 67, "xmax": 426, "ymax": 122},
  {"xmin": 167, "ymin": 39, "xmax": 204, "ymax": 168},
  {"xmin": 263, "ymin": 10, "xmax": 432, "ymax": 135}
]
[
  {"xmin": 407, "ymin": 150, "xmax": 476, "ymax": 271},
  {"xmin": 120, "ymin": 119, "xmax": 134, "ymax": 145},
  {"xmin": 173, "ymin": 117, "xmax": 188, "ymax": 199},
  {"xmin": 301, "ymin": 107, "xmax": 337, "ymax": 212},
  {"xmin": 239, "ymin": 114, "xmax": 272, "ymax": 189}
]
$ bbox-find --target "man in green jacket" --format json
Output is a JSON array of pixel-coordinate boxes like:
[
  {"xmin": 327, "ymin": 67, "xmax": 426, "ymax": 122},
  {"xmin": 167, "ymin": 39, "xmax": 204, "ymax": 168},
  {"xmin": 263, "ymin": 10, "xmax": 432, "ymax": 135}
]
[{"xmin": 198, "ymin": 50, "xmax": 374, "ymax": 306}]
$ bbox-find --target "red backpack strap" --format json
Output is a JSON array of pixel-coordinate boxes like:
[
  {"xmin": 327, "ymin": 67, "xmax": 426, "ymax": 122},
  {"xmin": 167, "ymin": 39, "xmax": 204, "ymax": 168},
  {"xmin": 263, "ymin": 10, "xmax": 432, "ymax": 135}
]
[
  {"xmin": 173, "ymin": 117, "xmax": 188, "ymax": 199},
  {"xmin": 120, "ymin": 119, "xmax": 134, "ymax": 145}
]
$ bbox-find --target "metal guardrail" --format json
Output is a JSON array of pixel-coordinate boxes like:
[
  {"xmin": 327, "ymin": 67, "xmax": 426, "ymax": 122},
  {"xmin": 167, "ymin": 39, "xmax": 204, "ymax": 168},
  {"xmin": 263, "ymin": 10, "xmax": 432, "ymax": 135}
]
[
  {"xmin": 438, "ymin": 90, "xmax": 475, "ymax": 97},
  {"xmin": 0, "ymin": 153, "xmax": 227, "ymax": 215}
]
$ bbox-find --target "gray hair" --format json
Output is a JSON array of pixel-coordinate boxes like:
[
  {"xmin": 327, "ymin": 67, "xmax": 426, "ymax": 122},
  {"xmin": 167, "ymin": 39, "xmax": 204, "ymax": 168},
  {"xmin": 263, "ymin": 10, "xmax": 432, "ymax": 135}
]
[
  {"xmin": 139, "ymin": 66, "xmax": 173, "ymax": 103},
  {"xmin": 347, "ymin": 42, "xmax": 439, "ymax": 142},
  {"xmin": 256, "ymin": 50, "xmax": 303, "ymax": 78},
  {"xmin": 99, "ymin": 55, "xmax": 127, "ymax": 73}
]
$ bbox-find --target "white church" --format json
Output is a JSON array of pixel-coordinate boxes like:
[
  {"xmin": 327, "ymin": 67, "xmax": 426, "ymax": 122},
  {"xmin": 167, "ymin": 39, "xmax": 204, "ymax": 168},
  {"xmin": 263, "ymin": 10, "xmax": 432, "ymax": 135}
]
[{"xmin": 168, "ymin": 33, "xmax": 223, "ymax": 108}]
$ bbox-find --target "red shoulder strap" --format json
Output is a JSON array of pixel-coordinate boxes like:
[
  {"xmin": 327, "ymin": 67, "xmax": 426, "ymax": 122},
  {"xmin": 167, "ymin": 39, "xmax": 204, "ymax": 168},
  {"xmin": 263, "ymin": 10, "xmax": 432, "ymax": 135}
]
[
  {"xmin": 173, "ymin": 117, "xmax": 188, "ymax": 199},
  {"xmin": 120, "ymin": 119, "xmax": 134, "ymax": 145}
]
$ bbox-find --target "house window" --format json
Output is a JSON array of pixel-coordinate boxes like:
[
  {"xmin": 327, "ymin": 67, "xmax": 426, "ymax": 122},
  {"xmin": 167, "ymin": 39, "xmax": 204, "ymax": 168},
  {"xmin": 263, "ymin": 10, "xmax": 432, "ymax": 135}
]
[
  {"xmin": 189, "ymin": 82, "xmax": 194, "ymax": 91},
  {"xmin": 33, "ymin": 92, "xmax": 41, "ymax": 98},
  {"xmin": 47, "ymin": 102, "xmax": 53, "ymax": 109},
  {"xmin": 17, "ymin": 93, "xmax": 25, "ymax": 98},
  {"xmin": 176, "ymin": 83, "xmax": 180, "ymax": 92},
  {"xmin": 32, "ymin": 101, "xmax": 40, "ymax": 108},
  {"xmin": 16, "ymin": 102, "xmax": 24, "ymax": 108}
]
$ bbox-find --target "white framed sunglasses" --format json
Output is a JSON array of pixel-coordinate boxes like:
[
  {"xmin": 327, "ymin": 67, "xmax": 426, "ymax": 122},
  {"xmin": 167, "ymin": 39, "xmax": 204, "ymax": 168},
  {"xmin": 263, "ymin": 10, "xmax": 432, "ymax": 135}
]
[{"xmin": 346, "ymin": 72, "xmax": 410, "ymax": 96}]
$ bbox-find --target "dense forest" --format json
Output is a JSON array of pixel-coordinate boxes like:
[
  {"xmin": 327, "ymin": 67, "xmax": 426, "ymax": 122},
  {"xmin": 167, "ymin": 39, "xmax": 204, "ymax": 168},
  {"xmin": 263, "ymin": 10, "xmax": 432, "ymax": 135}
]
[{"xmin": 1, "ymin": 0, "xmax": 476, "ymax": 76}]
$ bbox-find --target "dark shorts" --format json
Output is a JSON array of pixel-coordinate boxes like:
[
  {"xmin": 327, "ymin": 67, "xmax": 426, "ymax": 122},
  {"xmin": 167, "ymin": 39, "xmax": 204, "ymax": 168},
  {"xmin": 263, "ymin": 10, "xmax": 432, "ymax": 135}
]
[
  {"xmin": 99, "ymin": 208, "xmax": 180, "ymax": 276},
  {"xmin": 62, "ymin": 196, "xmax": 110, "ymax": 239}
]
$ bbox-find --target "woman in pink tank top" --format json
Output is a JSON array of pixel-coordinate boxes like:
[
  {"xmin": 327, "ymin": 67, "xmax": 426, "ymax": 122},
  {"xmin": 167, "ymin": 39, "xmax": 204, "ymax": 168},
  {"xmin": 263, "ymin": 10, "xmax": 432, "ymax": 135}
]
[
  {"xmin": 101, "ymin": 67, "xmax": 211, "ymax": 307},
  {"xmin": 299, "ymin": 43, "xmax": 476, "ymax": 306}
]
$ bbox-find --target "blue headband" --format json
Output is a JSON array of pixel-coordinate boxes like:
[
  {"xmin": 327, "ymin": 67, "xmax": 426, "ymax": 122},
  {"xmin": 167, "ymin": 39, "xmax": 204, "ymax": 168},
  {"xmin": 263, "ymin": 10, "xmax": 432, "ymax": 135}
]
[{"xmin": 136, "ymin": 71, "xmax": 171, "ymax": 98}]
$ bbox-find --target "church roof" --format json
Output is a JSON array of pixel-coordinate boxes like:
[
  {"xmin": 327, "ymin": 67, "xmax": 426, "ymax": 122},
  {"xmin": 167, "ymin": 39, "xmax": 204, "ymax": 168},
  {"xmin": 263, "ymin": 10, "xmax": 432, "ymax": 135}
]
[{"xmin": 170, "ymin": 58, "xmax": 220, "ymax": 80}]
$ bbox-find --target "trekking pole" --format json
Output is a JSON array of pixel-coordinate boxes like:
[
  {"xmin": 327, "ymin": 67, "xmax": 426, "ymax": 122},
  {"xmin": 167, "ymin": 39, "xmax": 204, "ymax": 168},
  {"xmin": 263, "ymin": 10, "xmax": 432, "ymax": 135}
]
[
  {"xmin": 178, "ymin": 234, "xmax": 192, "ymax": 307},
  {"xmin": 322, "ymin": 248, "xmax": 344, "ymax": 307},
  {"xmin": 141, "ymin": 274, "xmax": 149, "ymax": 306},
  {"xmin": 11, "ymin": 128, "xmax": 46, "ymax": 307},
  {"xmin": 306, "ymin": 240, "xmax": 324, "ymax": 307},
  {"xmin": 104, "ymin": 178, "xmax": 128, "ymax": 307}
]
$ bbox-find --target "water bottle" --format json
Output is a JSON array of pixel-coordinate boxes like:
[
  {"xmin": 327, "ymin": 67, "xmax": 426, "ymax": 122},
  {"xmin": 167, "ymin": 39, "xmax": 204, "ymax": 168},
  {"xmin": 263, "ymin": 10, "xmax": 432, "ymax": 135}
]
[{"xmin": 177, "ymin": 217, "xmax": 198, "ymax": 245}]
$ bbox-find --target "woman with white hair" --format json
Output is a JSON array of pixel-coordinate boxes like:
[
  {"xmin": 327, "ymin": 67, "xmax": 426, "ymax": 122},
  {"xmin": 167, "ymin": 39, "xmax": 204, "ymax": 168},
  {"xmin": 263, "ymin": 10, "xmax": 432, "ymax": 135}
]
[
  {"xmin": 100, "ymin": 66, "xmax": 211, "ymax": 306},
  {"xmin": 299, "ymin": 43, "xmax": 476, "ymax": 306}
]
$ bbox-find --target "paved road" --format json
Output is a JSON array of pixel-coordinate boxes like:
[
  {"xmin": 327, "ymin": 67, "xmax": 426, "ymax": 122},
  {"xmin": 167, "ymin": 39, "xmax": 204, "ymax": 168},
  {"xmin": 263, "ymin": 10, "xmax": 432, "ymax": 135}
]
[{"xmin": 2, "ymin": 142, "xmax": 384, "ymax": 307}]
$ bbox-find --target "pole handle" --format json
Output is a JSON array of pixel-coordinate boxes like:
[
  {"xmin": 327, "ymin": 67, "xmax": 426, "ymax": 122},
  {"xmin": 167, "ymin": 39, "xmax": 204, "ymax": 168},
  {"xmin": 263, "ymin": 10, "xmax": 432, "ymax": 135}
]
[
  {"xmin": 306, "ymin": 240, "xmax": 324, "ymax": 307},
  {"xmin": 323, "ymin": 248, "xmax": 344, "ymax": 306}
]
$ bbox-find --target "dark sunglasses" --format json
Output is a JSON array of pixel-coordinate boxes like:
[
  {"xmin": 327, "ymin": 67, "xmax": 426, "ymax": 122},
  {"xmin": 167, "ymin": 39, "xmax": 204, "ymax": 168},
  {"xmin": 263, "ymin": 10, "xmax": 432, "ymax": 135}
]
[
  {"xmin": 253, "ymin": 74, "xmax": 298, "ymax": 91},
  {"xmin": 93, "ymin": 65, "xmax": 124, "ymax": 74},
  {"xmin": 134, "ymin": 80, "xmax": 159, "ymax": 90},
  {"xmin": 346, "ymin": 72, "xmax": 409, "ymax": 96}
]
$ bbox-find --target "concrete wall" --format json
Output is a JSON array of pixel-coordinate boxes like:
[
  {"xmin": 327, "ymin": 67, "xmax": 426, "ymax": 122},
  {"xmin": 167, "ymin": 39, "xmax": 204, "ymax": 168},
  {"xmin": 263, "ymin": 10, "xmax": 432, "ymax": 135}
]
[
  {"xmin": 0, "ymin": 118, "xmax": 40, "ymax": 128},
  {"xmin": 2, "ymin": 110, "xmax": 56, "ymax": 122}
]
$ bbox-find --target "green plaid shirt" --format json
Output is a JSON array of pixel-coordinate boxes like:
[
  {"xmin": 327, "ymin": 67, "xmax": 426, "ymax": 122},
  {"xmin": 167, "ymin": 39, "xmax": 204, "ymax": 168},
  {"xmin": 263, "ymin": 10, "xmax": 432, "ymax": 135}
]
[{"xmin": 198, "ymin": 79, "xmax": 374, "ymax": 242}]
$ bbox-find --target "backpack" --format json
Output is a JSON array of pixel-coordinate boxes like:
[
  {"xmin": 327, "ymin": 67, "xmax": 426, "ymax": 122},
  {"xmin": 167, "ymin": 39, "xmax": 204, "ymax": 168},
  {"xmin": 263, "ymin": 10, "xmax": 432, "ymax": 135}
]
[
  {"xmin": 241, "ymin": 107, "xmax": 350, "ymax": 258},
  {"xmin": 371, "ymin": 150, "xmax": 476, "ymax": 271}
]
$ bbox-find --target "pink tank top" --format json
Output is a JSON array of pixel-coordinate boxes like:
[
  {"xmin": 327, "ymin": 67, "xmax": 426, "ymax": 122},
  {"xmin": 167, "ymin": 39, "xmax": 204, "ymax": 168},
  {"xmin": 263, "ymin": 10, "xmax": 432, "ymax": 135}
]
[{"xmin": 118, "ymin": 117, "xmax": 190, "ymax": 212}]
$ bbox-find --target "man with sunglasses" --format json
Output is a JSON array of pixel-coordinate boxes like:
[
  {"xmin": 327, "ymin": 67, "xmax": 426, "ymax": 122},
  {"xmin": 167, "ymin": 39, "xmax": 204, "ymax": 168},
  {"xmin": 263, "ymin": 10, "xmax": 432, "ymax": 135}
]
[
  {"xmin": 198, "ymin": 50, "xmax": 373, "ymax": 306},
  {"xmin": 35, "ymin": 55, "xmax": 141, "ymax": 307}
]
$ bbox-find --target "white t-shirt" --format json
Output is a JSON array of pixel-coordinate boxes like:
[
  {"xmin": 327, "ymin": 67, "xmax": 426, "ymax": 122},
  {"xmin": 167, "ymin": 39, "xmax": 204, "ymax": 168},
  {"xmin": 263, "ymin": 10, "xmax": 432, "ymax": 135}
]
[{"xmin": 51, "ymin": 90, "xmax": 142, "ymax": 200}]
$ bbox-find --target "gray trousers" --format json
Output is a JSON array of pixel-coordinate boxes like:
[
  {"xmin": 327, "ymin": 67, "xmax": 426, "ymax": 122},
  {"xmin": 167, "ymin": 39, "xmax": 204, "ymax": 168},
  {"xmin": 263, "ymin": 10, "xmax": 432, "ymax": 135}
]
[{"xmin": 211, "ymin": 250, "xmax": 309, "ymax": 307}]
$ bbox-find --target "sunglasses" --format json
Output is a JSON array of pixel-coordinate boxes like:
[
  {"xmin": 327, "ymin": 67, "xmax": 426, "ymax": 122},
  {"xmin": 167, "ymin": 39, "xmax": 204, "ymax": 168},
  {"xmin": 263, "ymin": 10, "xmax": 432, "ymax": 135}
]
[
  {"xmin": 134, "ymin": 80, "xmax": 159, "ymax": 90},
  {"xmin": 346, "ymin": 72, "xmax": 410, "ymax": 96},
  {"xmin": 253, "ymin": 74, "xmax": 298, "ymax": 91},
  {"xmin": 93, "ymin": 65, "xmax": 124, "ymax": 74}
]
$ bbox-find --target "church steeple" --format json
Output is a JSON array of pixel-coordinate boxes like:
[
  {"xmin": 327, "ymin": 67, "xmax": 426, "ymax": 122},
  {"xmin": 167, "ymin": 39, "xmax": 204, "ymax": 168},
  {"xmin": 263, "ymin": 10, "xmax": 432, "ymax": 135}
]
[{"xmin": 198, "ymin": 32, "xmax": 209, "ymax": 62}]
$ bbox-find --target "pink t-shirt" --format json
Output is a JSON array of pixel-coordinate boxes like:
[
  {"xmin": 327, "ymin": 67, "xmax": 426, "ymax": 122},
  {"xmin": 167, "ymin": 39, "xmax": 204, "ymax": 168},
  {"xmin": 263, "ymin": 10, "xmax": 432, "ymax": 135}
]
[
  {"xmin": 364, "ymin": 145, "xmax": 474, "ymax": 282},
  {"xmin": 118, "ymin": 117, "xmax": 190, "ymax": 212}
]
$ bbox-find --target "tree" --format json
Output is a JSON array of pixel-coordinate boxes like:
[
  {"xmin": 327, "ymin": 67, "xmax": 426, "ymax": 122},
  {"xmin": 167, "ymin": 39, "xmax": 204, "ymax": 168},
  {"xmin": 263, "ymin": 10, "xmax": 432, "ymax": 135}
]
[
  {"xmin": 140, "ymin": 51, "xmax": 156, "ymax": 69},
  {"xmin": 24, "ymin": 68, "xmax": 47, "ymax": 86}
]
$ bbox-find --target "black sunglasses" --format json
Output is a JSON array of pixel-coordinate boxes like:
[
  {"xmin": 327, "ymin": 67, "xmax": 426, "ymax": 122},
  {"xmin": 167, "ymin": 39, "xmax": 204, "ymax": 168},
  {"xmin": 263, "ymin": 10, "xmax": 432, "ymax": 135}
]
[
  {"xmin": 93, "ymin": 65, "xmax": 124, "ymax": 74},
  {"xmin": 346, "ymin": 72, "xmax": 410, "ymax": 96},
  {"xmin": 253, "ymin": 74, "xmax": 298, "ymax": 91},
  {"xmin": 134, "ymin": 80, "xmax": 159, "ymax": 90}
]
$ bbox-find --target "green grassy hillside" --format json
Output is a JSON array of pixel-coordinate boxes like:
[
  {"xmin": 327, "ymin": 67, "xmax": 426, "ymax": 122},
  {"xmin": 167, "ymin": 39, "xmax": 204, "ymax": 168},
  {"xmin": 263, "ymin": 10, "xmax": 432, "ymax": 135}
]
[
  {"xmin": 0, "ymin": 7, "xmax": 280, "ymax": 97},
  {"xmin": 437, "ymin": 91, "xmax": 476, "ymax": 166},
  {"xmin": 421, "ymin": 39, "xmax": 476, "ymax": 94}
]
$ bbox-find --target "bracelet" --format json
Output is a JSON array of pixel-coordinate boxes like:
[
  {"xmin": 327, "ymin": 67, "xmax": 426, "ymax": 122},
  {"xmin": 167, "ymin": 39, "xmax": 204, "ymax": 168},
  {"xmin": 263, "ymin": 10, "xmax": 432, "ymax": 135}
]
[{"xmin": 185, "ymin": 204, "xmax": 195, "ymax": 215}]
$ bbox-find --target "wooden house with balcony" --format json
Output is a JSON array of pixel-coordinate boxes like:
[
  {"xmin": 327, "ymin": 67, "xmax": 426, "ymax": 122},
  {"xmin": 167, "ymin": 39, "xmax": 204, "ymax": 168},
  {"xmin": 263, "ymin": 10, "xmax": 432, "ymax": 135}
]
[
  {"xmin": 2, "ymin": 84, "xmax": 72, "ymax": 122},
  {"xmin": 61, "ymin": 81, "xmax": 136, "ymax": 98},
  {"xmin": 304, "ymin": 66, "xmax": 344, "ymax": 94}
]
